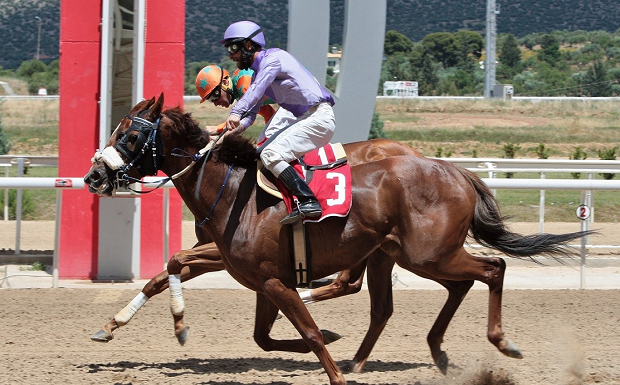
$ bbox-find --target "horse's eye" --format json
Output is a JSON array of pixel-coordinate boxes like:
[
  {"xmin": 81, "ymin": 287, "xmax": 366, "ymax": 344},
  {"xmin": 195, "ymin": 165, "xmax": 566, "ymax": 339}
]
[{"xmin": 125, "ymin": 133, "xmax": 139, "ymax": 151}]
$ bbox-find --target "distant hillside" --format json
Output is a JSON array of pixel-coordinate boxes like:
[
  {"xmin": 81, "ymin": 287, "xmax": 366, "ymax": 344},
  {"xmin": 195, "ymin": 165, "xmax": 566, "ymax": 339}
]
[{"xmin": 2, "ymin": 0, "xmax": 620, "ymax": 69}]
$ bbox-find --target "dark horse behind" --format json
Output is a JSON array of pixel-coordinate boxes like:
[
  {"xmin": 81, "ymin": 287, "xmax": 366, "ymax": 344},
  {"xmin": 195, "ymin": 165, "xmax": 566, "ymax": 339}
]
[{"xmin": 84, "ymin": 94, "xmax": 592, "ymax": 385}]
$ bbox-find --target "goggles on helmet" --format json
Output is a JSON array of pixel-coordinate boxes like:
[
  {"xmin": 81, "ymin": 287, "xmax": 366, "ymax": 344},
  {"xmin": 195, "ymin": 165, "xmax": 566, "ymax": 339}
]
[{"xmin": 226, "ymin": 42, "xmax": 242, "ymax": 55}]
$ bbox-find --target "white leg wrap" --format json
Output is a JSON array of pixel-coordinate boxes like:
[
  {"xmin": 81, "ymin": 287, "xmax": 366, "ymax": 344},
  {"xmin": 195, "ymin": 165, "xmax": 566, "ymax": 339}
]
[
  {"xmin": 169, "ymin": 274, "xmax": 185, "ymax": 316},
  {"xmin": 299, "ymin": 289, "xmax": 314, "ymax": 304},
  {"xmin": 276, "ymin": 291, "xmax": 314, "ymax": 322},
  {"xmin": 114, "ymin": 292, "xmax": 149, "ymax": 326}
]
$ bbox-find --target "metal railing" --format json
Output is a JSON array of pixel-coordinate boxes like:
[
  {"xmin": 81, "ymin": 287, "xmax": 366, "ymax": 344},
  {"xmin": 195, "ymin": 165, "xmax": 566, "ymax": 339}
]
[
  {"xmin": 2, "ymin": 158, "xmax": 620, "ymax": 289},
  {"xmin": 1, "ymin": 155, "xmax": 59, "ymax": 221},
  {"xmin": 0, "ymin": 177, "xmax": 84, "ymax": 288},
  {"xmin": 4, "ymin": 95, "xmax": 620, "ymax": 102}
]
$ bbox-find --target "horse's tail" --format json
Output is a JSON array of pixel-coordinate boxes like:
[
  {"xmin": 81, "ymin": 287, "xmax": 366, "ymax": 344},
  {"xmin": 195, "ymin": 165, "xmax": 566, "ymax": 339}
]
[{"xmin": 457, "ymin": 167, "xmax": 593, "ymax": 259}]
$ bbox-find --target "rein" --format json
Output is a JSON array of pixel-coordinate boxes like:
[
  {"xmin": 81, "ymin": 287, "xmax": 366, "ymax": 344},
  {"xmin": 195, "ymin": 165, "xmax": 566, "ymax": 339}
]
[{"xmin": 197, "ymin": 161, "xmax": 235, "ymax": 227}]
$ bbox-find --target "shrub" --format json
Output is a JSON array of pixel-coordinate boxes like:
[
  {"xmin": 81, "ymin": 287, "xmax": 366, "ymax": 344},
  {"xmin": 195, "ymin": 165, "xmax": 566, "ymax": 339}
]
[
  {"xmin": 434, "ymin": 147, "xmax": 452, "ymax": 157},
  {"xmin": 0, "ymin": 189, "xmax": 36, "ymax": 220},
  {"xmin": 535, "ymin": 143, "xmax": 549, "ymax": 159},
  {"xmin": 368, "ymin": 112, "xmax": 387, "ymax": 139},
  {"xmin": 19, "ymin": 262, "xmax": 47, "ymax": 271},
  {"xmin": 0, "ymin": 111, "xmax": 11, "ymax": 154},
  {"xmin": 569, "ymin": 147, "xmax": 587, "ymax": 179},
  {"xmin": 502, "ymin": 143, "xmax": 521, "ymax": 178},
  {"xmin": 597, "ymin": 147, "xmax": 617, "ymax": 180}
]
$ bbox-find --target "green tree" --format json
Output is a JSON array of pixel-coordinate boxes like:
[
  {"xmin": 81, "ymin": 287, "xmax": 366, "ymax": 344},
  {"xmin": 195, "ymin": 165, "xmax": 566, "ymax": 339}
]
[
  {"xmin": 14, "ymin": 59, "xmax": 59, "ymax": 94},
  {"xmin": 454, "ymin": 30, "xmax": 483, "ymax": 65},
  {"xmin": 29, "ymin": 71, "xmax": 58, "ymax": 94},
  {"xmin": 583, "ymin": 60, "xmax": 612, "ymax": 96},
  {"xmin": 383, "ymin": 52, "xmax": 415, "ymax": 82},
  {"xmin": 538, "ymin": 34, "xmax": 561, "ymax": 66},
  {"xmin": 418, "ymin": 54, "xmax": 439, "ymax": 95},
  {"xmin": 421, "ymin": 32, "xmax": 459, "ymax": 68},
  {"xmin": 499, "ymin": 34, "xmax": 521, "ymax": 69},
  {"xmin": 16, "ymin": 60, "xmax": 47, "ymax": 78},
  {"xmin": 384, "ymin": 30, "xmax": 414, "ymax": 56}
]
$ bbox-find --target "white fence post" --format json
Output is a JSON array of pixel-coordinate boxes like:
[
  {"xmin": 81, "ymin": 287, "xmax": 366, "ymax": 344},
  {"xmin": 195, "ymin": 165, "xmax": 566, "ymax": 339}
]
[
  {"xmin": 3, "ymin": 166, "xmax": 8, "ymax": 221},
  {"xmin": 53, "ymin": 189, "xmax": 62, "ymax": 288},
  {"xmin": 15, "ymin": 158, "xmax": 24, "ymax": 255},
  {"xmin": 539, "ymin": 171, "xmax": 545, "ymax": 233}
]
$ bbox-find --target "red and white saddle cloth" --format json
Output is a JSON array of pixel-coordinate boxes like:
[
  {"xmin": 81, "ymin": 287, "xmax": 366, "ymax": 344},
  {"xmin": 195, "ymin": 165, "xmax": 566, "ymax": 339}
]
[{"xmin": 258, "ymin": 143, "xmax": 352, "ymax": 223}]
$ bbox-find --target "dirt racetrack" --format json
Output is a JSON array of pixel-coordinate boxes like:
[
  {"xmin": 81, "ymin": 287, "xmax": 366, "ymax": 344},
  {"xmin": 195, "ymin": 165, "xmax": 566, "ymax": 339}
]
[
  {"xmin": 1, "ymin": 287, "xmax": 619, "ymax": 385},
  {"xmin": 1, "ymin": 221, "xmax": 619, "ymax": 384}
]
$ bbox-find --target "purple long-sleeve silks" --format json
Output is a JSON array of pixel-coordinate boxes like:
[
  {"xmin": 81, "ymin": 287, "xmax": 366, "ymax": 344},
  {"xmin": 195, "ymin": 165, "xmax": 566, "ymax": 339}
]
[{"xmin": 230, "ymin": 48, "xmax": 334, "ymax": 129}]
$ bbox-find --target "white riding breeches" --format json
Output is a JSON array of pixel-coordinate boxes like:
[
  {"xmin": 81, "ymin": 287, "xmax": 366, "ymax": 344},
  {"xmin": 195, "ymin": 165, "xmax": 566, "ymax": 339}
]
[{"xmin": 259, "ymin": 102, "xmax": 335, "ymax": 177}]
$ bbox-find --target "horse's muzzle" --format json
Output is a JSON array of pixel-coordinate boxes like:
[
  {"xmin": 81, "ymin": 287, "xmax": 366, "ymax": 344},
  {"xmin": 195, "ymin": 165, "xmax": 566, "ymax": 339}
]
[{"xmin": 84, "ymin": 168, "xmax": 114, "ymax": 196}]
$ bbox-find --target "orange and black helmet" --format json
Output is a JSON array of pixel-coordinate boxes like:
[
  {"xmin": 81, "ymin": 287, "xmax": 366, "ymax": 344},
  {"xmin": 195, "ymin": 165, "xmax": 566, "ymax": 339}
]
[{"xmin": 195, "ymin": 65, "xmax": 231, "ymax": 103}]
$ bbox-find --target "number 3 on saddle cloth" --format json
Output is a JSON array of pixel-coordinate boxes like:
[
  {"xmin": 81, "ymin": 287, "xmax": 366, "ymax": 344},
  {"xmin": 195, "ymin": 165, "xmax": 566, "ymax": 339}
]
[{"xmin": 257, "ymin": 143, "xmax": 352, "ymax": 223}]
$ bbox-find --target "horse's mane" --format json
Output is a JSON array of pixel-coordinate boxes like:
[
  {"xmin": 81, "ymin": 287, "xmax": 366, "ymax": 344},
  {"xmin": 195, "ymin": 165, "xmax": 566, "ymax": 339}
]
[
  {"xmin": 162, "ymin": 106, "xmax": 258, "ymax": 168},
  {"xmin": 216, "ymin": 133, "xmax": 260, "ymax": 168},
  {"xmin": 163, "ymin": 107, "xmax": 210, "ymax": 148}
]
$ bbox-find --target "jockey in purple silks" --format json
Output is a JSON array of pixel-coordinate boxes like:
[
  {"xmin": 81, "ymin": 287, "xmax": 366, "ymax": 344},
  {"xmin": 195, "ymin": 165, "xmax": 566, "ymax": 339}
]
[{"xmin": 221, "ymin": 20, "xmax": 336, "ymax": 225}]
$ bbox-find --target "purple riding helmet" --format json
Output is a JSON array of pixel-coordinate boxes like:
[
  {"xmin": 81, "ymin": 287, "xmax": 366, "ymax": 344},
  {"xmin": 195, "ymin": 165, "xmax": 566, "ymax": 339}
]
[{"xmin": 220, "ymin": 21, "xmax": 266, "ymax": 70}]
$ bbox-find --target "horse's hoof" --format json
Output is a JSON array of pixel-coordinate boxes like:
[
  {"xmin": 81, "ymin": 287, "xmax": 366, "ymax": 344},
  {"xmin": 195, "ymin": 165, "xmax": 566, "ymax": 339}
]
[
  {"xmin": 91, "ymin": 329, "xmax": 113, "ymax": 343},
  {"xmin": 500, "ymin": 338, "xmax": 523, "ymax": 359},
  {"xmin": 176, "ymin": 326, "xmax": 190, "ymax": 346},
  {"xmin": 351, "ymin": 361, "xmax": 366, "ymax": 374},
  {"xmin": 320, "ymin": 329, "xmax": 342, "ymax": 345},
  {"xmin": 434, "ymin": 351, "xmax": 449, "ymax": 374}
]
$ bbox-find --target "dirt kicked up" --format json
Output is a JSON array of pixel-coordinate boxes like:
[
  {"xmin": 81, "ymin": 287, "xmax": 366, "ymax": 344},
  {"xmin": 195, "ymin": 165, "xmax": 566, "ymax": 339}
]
[{"xmin": 0, "ymin": 288, "xmax": 618, "ymax": 385}]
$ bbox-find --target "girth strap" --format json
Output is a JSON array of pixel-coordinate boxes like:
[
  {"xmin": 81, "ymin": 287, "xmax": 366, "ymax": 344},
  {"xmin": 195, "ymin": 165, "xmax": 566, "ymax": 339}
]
[{"xmin": 291, "ymin": 221, "xmax": 311, "ymax": 287}]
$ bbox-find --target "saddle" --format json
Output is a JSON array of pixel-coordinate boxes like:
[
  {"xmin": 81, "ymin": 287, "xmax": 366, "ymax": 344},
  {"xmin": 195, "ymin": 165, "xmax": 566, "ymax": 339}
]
[
  {"xmin": 257, "ymin": 143, "xmax": 352, "ymax": 221},
  {"xmin": 257, "ymin": 143, "xmax": 352, "ymax": 287}
]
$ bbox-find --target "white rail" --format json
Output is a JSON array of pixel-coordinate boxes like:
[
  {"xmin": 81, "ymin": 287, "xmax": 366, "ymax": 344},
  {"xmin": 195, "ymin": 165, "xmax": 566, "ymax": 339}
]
[
  {"xmin": 0, "ymin": 177, "xmax": 82, "ymax": 189},
  {"xmin": 5, "ymin": 95, "xmax": 620, "ymax": 102},
  {"xmin": 483, "ymin": 178, "xmax": 620, "ymax": 190},
  {"xmin": 2, "ymin": 158, "xmax": 620, "ymax": 289}
]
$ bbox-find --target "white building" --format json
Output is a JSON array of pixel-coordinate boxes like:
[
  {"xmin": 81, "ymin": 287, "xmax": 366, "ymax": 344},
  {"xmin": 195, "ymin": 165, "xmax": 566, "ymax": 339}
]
[
  {"xmin": 327, "ymin": 48, "xmax": 341, "ymax": 74},
  {"xmin": 382, "ymin": 81, "xmax": 418, "ymax": 97}
]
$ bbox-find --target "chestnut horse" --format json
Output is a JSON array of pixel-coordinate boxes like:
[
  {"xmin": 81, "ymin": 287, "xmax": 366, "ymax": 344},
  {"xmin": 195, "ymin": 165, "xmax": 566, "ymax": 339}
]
[
  {"xmin": 88, "ymin": 123, "xmax": 421, "ymax": 345},
  {"xmin": 84, "ymin": 94, "xmax": 590, "ymax": 385}
]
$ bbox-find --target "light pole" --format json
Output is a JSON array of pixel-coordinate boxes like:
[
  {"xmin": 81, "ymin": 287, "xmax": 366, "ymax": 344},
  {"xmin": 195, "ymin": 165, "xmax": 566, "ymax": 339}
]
[{"xmin": 35, "ymin": 16, "xmax": 42, "ymax": 60}]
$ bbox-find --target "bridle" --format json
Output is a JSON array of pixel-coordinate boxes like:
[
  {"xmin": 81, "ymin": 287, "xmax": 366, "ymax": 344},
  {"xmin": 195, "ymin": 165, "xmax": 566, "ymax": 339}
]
[
  {"xmin": 89, "ymin": 114, "xmax": 167, "ymax": 194},
  {"xmin": 90, "ymin": 112, "xmax": 224, "ymax": 199},
  {"xmin": 115, "ymin": 114, "xmax": 165, "ymax": 180}
]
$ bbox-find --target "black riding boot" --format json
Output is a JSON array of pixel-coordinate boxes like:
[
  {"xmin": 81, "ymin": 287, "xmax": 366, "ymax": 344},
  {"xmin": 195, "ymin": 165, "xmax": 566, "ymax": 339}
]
[{"xmin": 277, "ymin": 166, "xmax": 322, "ymax": 225}]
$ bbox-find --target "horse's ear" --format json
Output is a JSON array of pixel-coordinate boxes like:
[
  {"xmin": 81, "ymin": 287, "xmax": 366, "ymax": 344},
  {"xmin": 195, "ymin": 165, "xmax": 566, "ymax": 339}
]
[
  {"xmin": 144, "ymin": 96, "xmax": 156, "ymax": 110},
  {"xmin": 144, "ymin": 93, "xmax": 164, "ymax": 121}
]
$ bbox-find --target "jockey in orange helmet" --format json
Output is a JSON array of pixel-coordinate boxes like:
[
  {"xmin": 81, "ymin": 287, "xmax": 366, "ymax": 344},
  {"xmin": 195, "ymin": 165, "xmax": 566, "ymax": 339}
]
[{"xmin": 195, "ymin": 65, "xmax": 275, "ymax": 134}]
